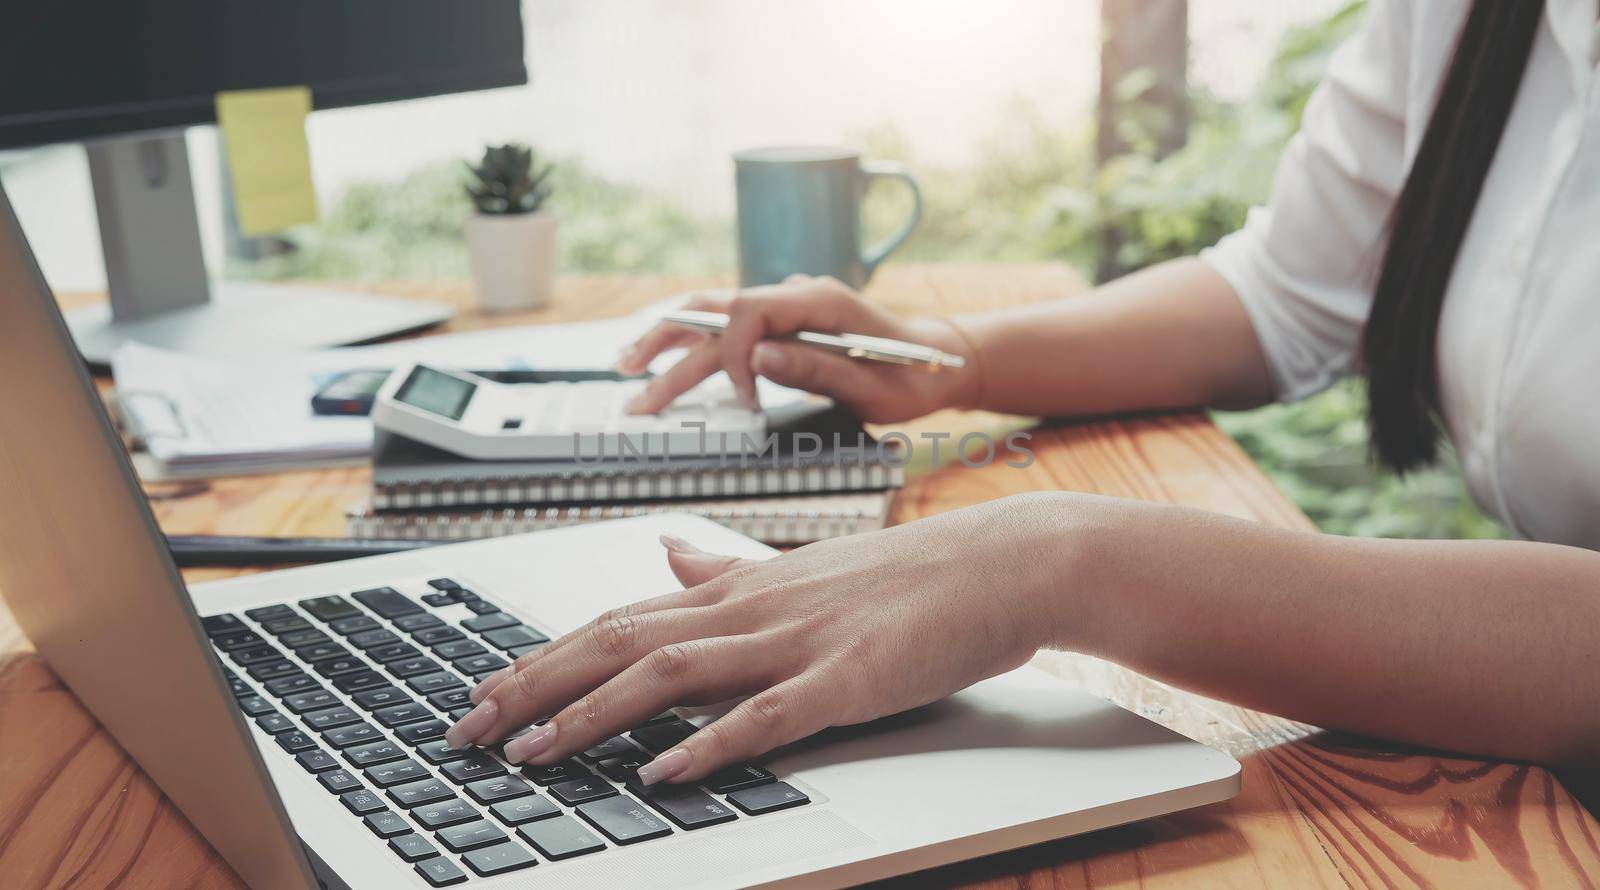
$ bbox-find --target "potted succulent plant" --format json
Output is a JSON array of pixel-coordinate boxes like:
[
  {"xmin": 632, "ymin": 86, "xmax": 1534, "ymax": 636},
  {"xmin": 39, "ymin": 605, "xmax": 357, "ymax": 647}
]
[{"xmin": 464, "ymin": 144, "xmax": 556, "ymax": 311}]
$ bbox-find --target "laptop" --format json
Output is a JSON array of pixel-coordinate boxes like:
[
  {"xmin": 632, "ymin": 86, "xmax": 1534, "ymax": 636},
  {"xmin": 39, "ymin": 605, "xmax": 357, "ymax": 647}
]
[{"xmin": 0, "ymin": 184, "xmax": 1240, "ymax": 889}]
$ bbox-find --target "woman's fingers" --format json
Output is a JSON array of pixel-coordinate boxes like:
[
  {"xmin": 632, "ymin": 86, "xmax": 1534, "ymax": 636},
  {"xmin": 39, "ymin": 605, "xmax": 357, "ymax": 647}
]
[
  {"xmin": 749, "ymin": 341, "xmax": 881, "ymax": 404},
  {"xmin": 624, "ymin": 339, "xmax": 722, "ymax": 415},
  {"xmin": 616, "ymin": 326, "xmax": 703, "ymax": 375},
  {"xmin": 661, "ymin": 535, "xmax": 756, "ymax": 587},
  {"xmin": 637, "ymin": 675, "xmax": 833, "ymax": 785},
  {"xmin": 503, "ymin": 634, "xmax": 781, "ymax": 766}
]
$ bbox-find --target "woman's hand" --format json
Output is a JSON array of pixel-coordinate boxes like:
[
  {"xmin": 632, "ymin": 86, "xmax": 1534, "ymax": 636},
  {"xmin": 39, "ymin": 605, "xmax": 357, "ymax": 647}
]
[
  {"xmin": 616, "ymin": 274, "xmax": 977, "ymax": 423},
  {"xmin": 443, "ymin": 495, "xmax": 1066, "ymax": 785}
]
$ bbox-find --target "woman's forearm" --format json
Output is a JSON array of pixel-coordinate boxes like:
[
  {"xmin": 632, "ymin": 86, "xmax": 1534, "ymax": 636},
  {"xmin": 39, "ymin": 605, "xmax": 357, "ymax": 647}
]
[
  {"xmin": 954, "ymin": 258, "xmax": 1276, "ymax": 415},
  {"xmin": 1027, "ymin": 492, "xmax": 1600, "ymax": 767}
]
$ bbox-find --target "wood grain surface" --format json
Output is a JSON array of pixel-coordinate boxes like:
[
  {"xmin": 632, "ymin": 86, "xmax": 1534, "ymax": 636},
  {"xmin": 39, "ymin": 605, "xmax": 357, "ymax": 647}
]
[{"xmin": 1, "ymin": 265, "xmax": 1595, "ymax": 889}]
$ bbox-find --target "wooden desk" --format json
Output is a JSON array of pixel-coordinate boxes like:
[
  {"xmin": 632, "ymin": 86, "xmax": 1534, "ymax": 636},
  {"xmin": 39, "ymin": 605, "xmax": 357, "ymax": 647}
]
[{"xmin": 3, "ymin": 265, "xmax": 1596, "ymax": 888}]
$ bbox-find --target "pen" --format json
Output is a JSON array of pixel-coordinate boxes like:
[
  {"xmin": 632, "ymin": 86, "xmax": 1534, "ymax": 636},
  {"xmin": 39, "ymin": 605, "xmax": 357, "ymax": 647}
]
[{"xmin": 663, "ymin": 309, "xmax": 966, "ymax": 372}]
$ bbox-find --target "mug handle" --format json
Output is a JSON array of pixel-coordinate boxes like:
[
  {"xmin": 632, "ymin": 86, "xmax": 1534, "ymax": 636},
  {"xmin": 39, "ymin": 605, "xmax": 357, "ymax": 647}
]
[{"xmin": 859, "ymin": 160, "xmax": 922, "ymax": 283}]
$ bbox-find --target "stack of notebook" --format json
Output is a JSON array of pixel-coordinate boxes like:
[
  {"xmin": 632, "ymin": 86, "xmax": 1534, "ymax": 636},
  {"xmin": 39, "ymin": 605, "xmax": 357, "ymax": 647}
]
[{"xmin": 347, "ymin": 402, "xmax": 902, "ymax": 545}]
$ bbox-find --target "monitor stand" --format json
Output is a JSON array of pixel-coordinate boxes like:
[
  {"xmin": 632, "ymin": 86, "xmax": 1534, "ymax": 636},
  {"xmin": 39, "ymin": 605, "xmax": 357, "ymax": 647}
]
[{"xmin": 66, "ymin": 133, "xmax": 454, "ymax": 369}]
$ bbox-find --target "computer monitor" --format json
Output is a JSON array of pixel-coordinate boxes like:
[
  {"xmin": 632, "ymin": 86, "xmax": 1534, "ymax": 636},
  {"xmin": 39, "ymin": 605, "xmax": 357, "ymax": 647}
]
[{"xmin": 0, "ymin": 1, "xmax": 528, "ymax": 366}]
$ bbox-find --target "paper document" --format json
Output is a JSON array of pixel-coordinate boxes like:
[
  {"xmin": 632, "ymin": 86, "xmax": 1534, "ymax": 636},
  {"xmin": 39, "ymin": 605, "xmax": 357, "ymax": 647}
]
[
  {"xmin": 110, "ymin": 308, "xmax": 809, "ymax": 480},
  {"xmin": 215, "ymin": 86, "xmax": 318, "ymax": 236}
]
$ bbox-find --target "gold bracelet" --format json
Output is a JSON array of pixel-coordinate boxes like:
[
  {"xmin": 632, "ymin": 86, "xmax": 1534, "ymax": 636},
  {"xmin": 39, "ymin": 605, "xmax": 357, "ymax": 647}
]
[{"xmin": 935, "ymin": 316, "xmax": 986, "ymax": 409}]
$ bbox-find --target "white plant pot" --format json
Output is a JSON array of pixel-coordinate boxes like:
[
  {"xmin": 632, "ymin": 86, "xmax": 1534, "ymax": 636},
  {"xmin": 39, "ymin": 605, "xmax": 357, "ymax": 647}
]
[{"xmin": 465, "ymin": 211, "xmax": 557, "ymax": 312}]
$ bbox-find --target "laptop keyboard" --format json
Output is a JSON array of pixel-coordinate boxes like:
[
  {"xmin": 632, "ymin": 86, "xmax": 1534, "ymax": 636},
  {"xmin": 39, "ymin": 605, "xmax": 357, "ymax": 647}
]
[{"xmin": 204, "ymin": 578, "xmax": 811, "ymax": 885}]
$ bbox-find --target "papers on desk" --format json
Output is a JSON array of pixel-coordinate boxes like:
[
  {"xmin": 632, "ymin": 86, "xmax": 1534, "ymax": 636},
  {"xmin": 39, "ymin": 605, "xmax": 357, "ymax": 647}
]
[
  {"xmin": 110, "ymin": 307, "xmax": 810, "ymax": 480},
  {"xmin": 111, "ymin": 313, "xmax": 660, "ymax": 479}
]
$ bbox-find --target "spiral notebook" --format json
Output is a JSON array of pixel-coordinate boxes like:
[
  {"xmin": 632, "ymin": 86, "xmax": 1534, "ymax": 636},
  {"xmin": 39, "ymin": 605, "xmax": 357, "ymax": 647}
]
[
  {"xmin": 369, "ymin": 401, "xmax": 902, "ymax": 510},
  {"xmin": 346, "ymin": 491, "xmax": 895, "ymax": 546}
]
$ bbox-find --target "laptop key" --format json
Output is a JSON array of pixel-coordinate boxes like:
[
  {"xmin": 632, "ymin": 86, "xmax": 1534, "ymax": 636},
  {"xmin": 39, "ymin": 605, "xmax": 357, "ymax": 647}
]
[
  {"xmin": 386, "ymin": 657, "xmax": 442, "ymax": 680},
  {"xmin": 450, "ymin": 707, "xmax": 474, "ymax": 721},
  {"xmin": 323, "ymin": 722, "xmax": 383, "ymax": 749},
  {"xmin": 491, "ymin": 794, "xmax": 560, "ymax": 825},
  {"xmin": 245, "ymin": 604, "xmax": 295, "ymax": 623},
  {"xmin": 462, "ymin": 842, "xmax": 537, "ymax": 877},
  {"xmin": 284, "ymin": 690, "xmax": 340, "ymax": 714},
  {"xmin": 261, "ymin": 616, "xmax": 313, "ymax": 636},
  {"xmin": 229, "ymin": 645, "xmax": 284, "ymax": 667},
  {"xmin": 413, "ymin": 797, "xmax": 480, "ymax": 830},
  {"xmin": 703, "ymin": 763, "xmax": 777, "ymax": 793},
  {"xmin": 465, "ymin": 775, "xmax": 533, "ymax": 804},
  {"xmin": 452, "ymin": 654, "xmax": 508, "ymax": 675},
  {"xmin": 465, "ymin": 600, "xmax": 502, "ymax": 616},
  {"xmin": 314, "ymin": 656, "xmax": 368, "ymax": 679},
  {"xmin": 296, "ymin": 749, "xmax": 340, "ymax": 773},
  {"xmin": 576, "ymin": 794, "xmax": 672, "ymax": 844},
  {"xmin": 330, "ymin": 615, "xmax": 381, "ymax": 636},
  {"xmin": 279, "ymin": 628, "xmax": 331, "ymax": 649},
  {"xmin": 351, "ymin": 686, "xmax": 410, "ymax": 710},
  {"xmin": 521, "ymin": 759, "xmax": 591, "ymax": 786},
  {"xmin": 388, "ymin": 777, "xmax": 455, "ymax": 808},
  {"xmin": 435, "ymin": 818, "xmax": 508, "ymax": 854},
  {"xmin": 344, "ymin": 740, "xmax": 407, "ymax": 768},
  {"xmin": 414, "ymin": 857, "xmax": 467, "ymax": 887},
  {"xmin": 341, "ymin": 788, "xmax": 387, "ymax": 815},
  {"xmin": 293, "ymin": 641, "xmax": 348, "ymax": 663},
  {"xmin": 461, "ymin": 612, "xmax": 518, "ymax": 633},
  {"xmin": 388, "ymin": 832, "xmax": 439, "ymax": 862},
  {"xmin": 417, "ymin": 739, "xmax": 473, "ymax": 765},
  {"xmin": 303, "ymin": 706, "xmax": 361, "ymax": 731},
  {"xmin": 364, "ymin": 810, "xmax": 411, "ymax": 839},
  {"xmin": 349, "ymin": 629, "xmax": 401, "ymax": 650},
  {"xmin": 580, "ymin": 735, "xmax": 636, "ymax": 762},
  {"xmin": 364, "ymin": 759, "xmax": 430, "ymax": 787},
  {"xmin": 276, "ymin": 731, "xmax": 318, "ymax": 754},
  {"xmin": 264, "ymin": 674, "xmax": 320, "ymax": 697},
  {"xmin": 406, "ymin": 672, "xmax": 465, "ymax": 696},
  {"xmin": 333, "ymin": 670, "xmax": 388, "ymax": 694},
  {"xmin": 254, "ymin": 713, "xmax": 295, "ymax": 735},
  {"xmin": 368, "ymin": 642, "xmax": 422, "ymax": 664},
  {"xmin": 394, "ymin": 613, "xmax": 445, "ymax": 633},
  {"xmin": 246, "ymin": 660, "xmax": 300, "ymax": 681},
  {"xmin": 353, "ymin": 586, "xmax": 423, "ymax": 619},
  {"xmin": 425, "ymin": 688, "xmax": 472, "ymax": 711},
  {"xmin": 596, "ymin": 753, "xmax": 653, "ymax": 783},
  {"xmin": 432, "ymin": 639, "xmax": 487, "ymax": 660},
  {"xmin": 228, "ymin": 676, "xmax": 254, "ymax": 698},
  {"xmin": 628, "ymin": 781, "xmax": 738, "ymax": 830},
  {"xmin": 518, "ymin": 815, "xmax": 606, "ymax": 860},
  {"xmin": 375, "ymin": 702, "xmax": 434, "ymax": 728},
  {"xmin": 213, "ymin": 630, "xmax": 264, "ymax": 652},
  {"xmin": 299, "ymin": 595, "xmax": 361, "ymax": 622},
  {"xmin": 628, "ymin": 719, "xmax": 696, "ymax": 754},
  {"xmin": 726, "ymin": 781, "xmax": 810, "ymax": 815},
  {"xmin": 482, "ymin": 626, "xmax": 548, "ymax": 651},
  {"xmin": 202, "ymin": 613, "xmax": 245, "ymax": 637},
  {"xmin": 428, "ymin": 578, "xmax": 461, "ymax": 590},
  {"xmin": 413, "ymin": 626, "xmax": 465, "ymax": 646},
  {"xmin": 396, "ymin": 719, "xmax": 450, "ymax": 745},
  {"xmin": 549, "ymin": 776, "xmax": 618, "ymax": 806},
  {"xmin": 422, "ymin": 593, "xmax": 455, "ymax": 608},
  {"xmin": 318, "ymin": 768, "xmax": 363, "ymax": 793},
  {"xmin": 442, "ymin": 754, "xmax": 507, "ymax": 784},
  {"xmin": 507, "ymin": 642, "xmax": 547, "ymax": 659},
  {"xmin": 238, "ymin": 695, "xmax": 275, "ymax": 717}
]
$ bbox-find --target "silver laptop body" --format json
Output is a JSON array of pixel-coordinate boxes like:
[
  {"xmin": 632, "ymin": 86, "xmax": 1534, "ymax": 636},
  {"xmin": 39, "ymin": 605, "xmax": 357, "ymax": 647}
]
[{"xmin": 0, "ymin": 184, "xmax": 1239, "ymax": 888}]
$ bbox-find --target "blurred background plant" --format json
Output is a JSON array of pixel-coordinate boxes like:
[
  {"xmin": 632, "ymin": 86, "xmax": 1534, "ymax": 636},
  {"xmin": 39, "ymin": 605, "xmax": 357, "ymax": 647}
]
[{"xmin": 221, "ymin": 0, "xmax": 1497, "ymax": 541}]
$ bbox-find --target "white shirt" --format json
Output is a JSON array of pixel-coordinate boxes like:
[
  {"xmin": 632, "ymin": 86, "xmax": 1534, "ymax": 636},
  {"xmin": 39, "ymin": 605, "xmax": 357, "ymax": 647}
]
[{"xmin": 1202, "ymin": 0, "xmax": 1600, "ymax": 550}]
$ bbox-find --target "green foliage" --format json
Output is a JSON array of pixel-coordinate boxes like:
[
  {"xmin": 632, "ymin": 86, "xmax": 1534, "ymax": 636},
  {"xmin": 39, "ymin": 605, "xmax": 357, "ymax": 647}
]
[
  {"xmin": 235, "ymin": 0, "xmax": 1501, "ymax": 539},
  {"xmin": 464, "ymin": 144, "xmax": 553, "ymax": 215}
]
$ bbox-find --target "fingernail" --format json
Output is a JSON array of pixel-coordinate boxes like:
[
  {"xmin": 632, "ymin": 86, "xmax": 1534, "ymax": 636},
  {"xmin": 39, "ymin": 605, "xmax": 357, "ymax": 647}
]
[
  {"xmin": 503, "ymin": 722, "xmax": 558, "ymax": 763},
  {"xmin": 635, "ymin": 747, "xmax": 693, "ymax": 785},
  {"xmin": 625, "ymin": 392, "xmax": 651, "ymax": 414},
  {"xmin": 471, "ymin": 667, "xmax": 512, "ymax": 704},
  {"xmin": 659, "ymin": 534, "xmax": 698, "ymax": 554},
  {"xmin": 752, "ymin": 343, "xmax": 786, "ymax": 375},
  {"xmin": 738, "ymin": 386, "xmax": 759, "ymax": 411},
  {"xmin": 445, "ymin": 699, "xmax": 497, "ymax": 749}
]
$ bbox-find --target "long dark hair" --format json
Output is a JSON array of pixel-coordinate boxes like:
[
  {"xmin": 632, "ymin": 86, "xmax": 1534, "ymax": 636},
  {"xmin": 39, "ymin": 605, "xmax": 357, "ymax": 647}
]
[{"xmin": 1361, "ymin": 0, "xmax": 1544, "ymax": 472}]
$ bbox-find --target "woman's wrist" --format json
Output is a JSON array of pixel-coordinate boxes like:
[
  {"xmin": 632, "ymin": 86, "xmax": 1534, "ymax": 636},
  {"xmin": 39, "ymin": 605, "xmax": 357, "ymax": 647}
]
[{"xmin": 908, "ymin": 316, "xmax": 985, "ymax": 411}]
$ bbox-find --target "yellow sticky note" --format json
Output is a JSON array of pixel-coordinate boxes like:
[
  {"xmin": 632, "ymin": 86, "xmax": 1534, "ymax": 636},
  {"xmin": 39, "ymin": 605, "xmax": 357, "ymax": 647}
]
[{"xmin": 215, "ymin": 86, "xmax": 318, "ymax": 236}]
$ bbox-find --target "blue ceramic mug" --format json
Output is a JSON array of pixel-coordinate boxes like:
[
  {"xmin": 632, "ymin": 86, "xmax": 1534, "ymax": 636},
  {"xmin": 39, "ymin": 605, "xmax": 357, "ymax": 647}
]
[{"xmin": 734, "ymin": 146, "xmax": 922, "ymax": 288}]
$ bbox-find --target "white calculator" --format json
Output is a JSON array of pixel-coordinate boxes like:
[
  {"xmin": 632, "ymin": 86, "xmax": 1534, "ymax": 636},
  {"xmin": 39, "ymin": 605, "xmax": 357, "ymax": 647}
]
[{"xmin": 370, "ymin": 363, "xmax": 766, "ymax": 460}]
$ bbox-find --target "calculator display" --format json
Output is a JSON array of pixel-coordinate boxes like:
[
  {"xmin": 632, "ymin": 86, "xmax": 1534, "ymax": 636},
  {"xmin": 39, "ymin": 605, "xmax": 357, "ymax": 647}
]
[{"xmin": 392, "ymin": 366, "xmax": 477, "ymax": 420}]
